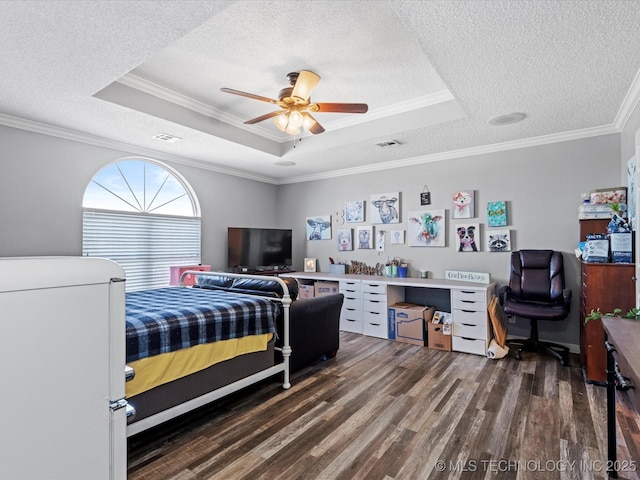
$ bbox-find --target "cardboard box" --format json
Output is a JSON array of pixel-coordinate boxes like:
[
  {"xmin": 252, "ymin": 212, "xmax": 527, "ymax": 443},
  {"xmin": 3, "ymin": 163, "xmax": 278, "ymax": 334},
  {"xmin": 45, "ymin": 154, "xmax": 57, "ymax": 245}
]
[
  {"xmin": 298, "ymin": 284, "xmax": 315, "ymax": 299},
  {"xmin": 427, "ymin": 322, "xmax": 452, "ymax": 351},
  {"xmin": 314, "ymin": 281, "xmax": 339, "ymax": 297},
  {"xmin": 169, "ymin": 265, "xmax": 211, "ymax": 286},
  {"xmin": 389, "ymin": 303, "xmax": 427, "ymax": 346}
]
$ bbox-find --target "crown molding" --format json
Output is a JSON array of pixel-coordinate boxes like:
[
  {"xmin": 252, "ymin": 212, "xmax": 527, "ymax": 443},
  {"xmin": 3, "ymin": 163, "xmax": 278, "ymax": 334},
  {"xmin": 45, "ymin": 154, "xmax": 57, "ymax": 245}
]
[
  {"xmin": 0, "ymin": 113, "xmax": 280, "ymax": 184},
  {"xmin": 614, "ymin": 66, "xmax": 640, "ymax": 131},
  {"xmin": 276, "ymin": 123, "xmax": 620, "ymax": 185}
]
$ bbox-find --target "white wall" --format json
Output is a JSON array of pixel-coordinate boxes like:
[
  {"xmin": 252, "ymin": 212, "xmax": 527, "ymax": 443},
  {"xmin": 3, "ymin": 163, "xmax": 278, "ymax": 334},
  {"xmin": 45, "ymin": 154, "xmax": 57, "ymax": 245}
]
[
  {"xmin": 277, "ymin": 134, "xmax": 622, "ymax": 348},
  {"xmin": 0, "ymin": 125, "xmax": 279, "ymax": 270}
]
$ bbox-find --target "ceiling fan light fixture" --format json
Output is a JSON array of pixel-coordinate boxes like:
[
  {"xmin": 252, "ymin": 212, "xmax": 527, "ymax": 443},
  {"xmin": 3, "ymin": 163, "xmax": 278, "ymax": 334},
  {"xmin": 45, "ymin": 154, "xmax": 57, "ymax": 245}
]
[{"xmin": 274, "ymin": 113, "xmax": 288, "ymax": 132}]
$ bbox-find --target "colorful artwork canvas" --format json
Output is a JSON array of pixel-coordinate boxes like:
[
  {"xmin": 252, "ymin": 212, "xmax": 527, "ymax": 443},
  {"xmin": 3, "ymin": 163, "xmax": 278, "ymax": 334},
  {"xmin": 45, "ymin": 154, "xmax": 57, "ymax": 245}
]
[
  {"xmin": 456, "ymin": 223, "xmax": 480, "ymax": 252},
  {"xmin": 487, "ymin": 201, "xmax": 507, "ymax": 227},
  {"xmin": 452, "ymin": 190, "xmax": 475, "ymax": 219},
  {"xmin": 345, "ymin": 200, "xmax": 365, "ymax": 223},
  {"xmin": 336, "ymin": 228, "xmax": 353, "ymax": 251},
  {"xmin": 486, "ymin": 229, "xmax": 511, "ymax": 252},
  {"xmin": 408, "ymin": 210, "xmax": 446, "ymax": 247},
  {"xmin": 356, "ymin": 226, "xmax": 374, "ymax": 249},
  {"xmin": 306, "ymin": 215, "xmax": 332, "ymax": 240},
  {"xmin": 370, "ymin": 192, "xmax": 400, "ymax": 224}
]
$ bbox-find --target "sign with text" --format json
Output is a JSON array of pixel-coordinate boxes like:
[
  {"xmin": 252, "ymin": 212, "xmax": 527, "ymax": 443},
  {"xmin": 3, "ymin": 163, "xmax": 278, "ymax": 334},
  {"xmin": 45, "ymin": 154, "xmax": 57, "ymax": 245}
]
[{"xmin": 445, "ymin": 270, "xmax": 491, "ymax": 284}]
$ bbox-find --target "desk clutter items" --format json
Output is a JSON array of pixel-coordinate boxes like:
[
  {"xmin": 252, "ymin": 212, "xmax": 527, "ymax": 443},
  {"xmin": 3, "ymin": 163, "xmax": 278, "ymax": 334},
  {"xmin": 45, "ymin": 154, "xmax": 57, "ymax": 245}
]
[
  {"xmin": 384, "ymin": 257, "xmax": 409, "ymax": 277},
  {"xmin": 577, "ymin": 187, "xmax": 633, "ymax": 263},
  {"xmin": 487, "ymin": 295, "xmax": 509, "ymax": 360},
  {"xmin": 428, "ymin": 310, "xmax": 452, "ymax": 351}
]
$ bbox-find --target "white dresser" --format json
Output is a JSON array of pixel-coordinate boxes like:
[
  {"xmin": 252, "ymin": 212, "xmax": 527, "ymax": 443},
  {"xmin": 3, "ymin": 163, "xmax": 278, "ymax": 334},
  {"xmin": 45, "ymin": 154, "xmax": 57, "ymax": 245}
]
[
  {"xmin": 361, "ymin": 280, "xmax": 404, "ymax": 338},
  {"xmin": 339, "ymin": 279, "xmax": 363, "ymax": 333},
  {"xmin": 451, "ymin": 288, "xmax": 492, "ymax": 355}
]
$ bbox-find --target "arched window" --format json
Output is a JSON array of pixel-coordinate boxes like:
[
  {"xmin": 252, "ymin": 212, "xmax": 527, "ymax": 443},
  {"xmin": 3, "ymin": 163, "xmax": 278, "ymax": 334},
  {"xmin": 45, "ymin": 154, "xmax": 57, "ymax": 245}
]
[{"xmin": 83, "ymin": 158, "xmax": 201, "ymax": 291}]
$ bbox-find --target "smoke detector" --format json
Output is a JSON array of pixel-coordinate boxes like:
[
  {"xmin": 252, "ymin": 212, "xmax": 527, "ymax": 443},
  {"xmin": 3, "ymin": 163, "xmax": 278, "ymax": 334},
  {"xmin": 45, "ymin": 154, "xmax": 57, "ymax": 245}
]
[
  {"xmin": 376, "ymin": 140, "xmax": 401, "ymax": 148},
  {"xmin": 152, "ymin": 133, "xmax": 182, "ymax": 143},
  {"xmin": 488, "ymin": 112, "xmax": 526, "ymax": 126}
]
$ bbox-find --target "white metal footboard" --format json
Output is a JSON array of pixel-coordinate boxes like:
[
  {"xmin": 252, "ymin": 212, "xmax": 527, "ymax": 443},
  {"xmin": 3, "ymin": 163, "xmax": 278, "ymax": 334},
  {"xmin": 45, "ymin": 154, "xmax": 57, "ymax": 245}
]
[{"xmin": 126, "ymin": 271, "xmax": 291, "ymax": 437}]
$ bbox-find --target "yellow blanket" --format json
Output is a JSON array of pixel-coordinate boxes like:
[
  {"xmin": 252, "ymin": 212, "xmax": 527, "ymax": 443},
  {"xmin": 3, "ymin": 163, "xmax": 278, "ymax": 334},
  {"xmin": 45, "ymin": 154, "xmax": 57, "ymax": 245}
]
[{"xmin": 126, "ymin": 333, "xmax": 273, "ymax": 398}]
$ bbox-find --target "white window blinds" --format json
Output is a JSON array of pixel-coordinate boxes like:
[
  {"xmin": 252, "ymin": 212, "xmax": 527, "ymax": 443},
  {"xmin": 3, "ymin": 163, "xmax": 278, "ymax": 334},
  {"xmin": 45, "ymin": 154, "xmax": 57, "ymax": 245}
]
[{"xmin": 83, "ymin": 210, "xmax": 201, "ymax": 291}]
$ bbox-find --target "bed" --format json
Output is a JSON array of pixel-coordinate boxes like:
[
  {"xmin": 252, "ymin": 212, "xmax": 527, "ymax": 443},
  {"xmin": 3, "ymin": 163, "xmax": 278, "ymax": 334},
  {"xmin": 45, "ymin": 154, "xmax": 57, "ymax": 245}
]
[{"xmin": 125, "ymin": 271, "xmax": 292, "ymax": 437}]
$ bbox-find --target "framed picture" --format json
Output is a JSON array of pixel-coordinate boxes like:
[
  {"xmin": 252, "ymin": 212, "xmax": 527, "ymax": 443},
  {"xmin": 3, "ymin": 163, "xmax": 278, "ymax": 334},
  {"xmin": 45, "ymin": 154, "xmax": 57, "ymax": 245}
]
[
  {"xmin": 345, "ymin": 200, "xmax": 365, "ymax": 223},
  {"xmin": 455, "ymin": 223, "xmax": 480, "ymax": 252},
  {"xmin": 487, "ymin": 201, "xmax": 507, "ymax": 227},
  {"xmin": 370, "ymin": 192, "xmax": 400, "ymax": 224},
  {"xmin": 306, "ymin": 215, "xmax": 332, "ymax": 240},
  {"xmin": 408, "ymin": 209, "xmax": 445, "ymax": 247},
  {"xmin": 336, "ymin": 228, "xmax": 353, "ymax": 251},
  {"xmin": 391, "ymin": 229, "xmax": 405, "ymax": 245},
  {"xmin": 304, "ymin": 258, "xmax": 317, "ymax": 272},
  {"xmin": 486, "ymin": 229, "xmax": 512, "ymax": 252},
  {"xmin": 452, "ymin": 190, "xmax": 475, "ymax": 219},
  {"xmin": 356, "ymin": 226, "xmax": 374, "ymax": 249}
]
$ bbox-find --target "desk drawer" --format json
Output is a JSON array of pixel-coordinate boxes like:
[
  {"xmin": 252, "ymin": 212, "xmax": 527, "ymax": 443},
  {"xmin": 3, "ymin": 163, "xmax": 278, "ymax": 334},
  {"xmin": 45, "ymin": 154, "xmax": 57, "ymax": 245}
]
[
  {"xmin": 363, "ymin": 297, "xmax": 387, "ymax": 314},
  {"xmin": 452, "ymin": 298, "xmax": 486, "ymax": 311},
  {"xmin": 343, "ymin": 296, "xmax": 363, "ymax": 310},
  {"xmin": 341, "ymin": 288, "xmax": 362, "ymax": 299},
  {"xmin": 340, "ymin": 316, "xmax": 363, "ymax": 334},
  {"xmin": 452, "ymin": 289, "xmax": 486, "ymax": 303},
  {"xmin": 453, "ymin": 309, "xmax": 486, "ymax": 327},
  {"xmin": 339, "ymin": 280, "xmax": 361, "ymax": 292},
  {"xmin": 452, "ymin": 336, "xmax": 487, "ymax": 356},
  {"xmin": 453, "ymin": 321, "xmax": 487, "ymax": 340},
  {"xmin": 362, "ymin": 282, "xmax": 386, "ymax": 295},
  {"xmin": 341, "ymin": 307, "xmax": 362, "ymax": 321},
  {"xmin": 363, "ymin": 312, "xmax": 387, "ymax": 338}
]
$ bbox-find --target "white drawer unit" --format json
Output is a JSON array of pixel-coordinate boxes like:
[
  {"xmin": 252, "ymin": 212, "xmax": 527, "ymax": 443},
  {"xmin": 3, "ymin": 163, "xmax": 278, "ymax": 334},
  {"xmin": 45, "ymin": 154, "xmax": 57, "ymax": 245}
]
[
  {"xmin": 339, "ymin": 280, "xmax": 363, "ymax": 334},
  {"xmin": 361, "ymin": 282, "xmax": 404, "ymax": 339},
  {"xmin": 451, "ymin": 288, "xmax": 491, "ymax": 356}
]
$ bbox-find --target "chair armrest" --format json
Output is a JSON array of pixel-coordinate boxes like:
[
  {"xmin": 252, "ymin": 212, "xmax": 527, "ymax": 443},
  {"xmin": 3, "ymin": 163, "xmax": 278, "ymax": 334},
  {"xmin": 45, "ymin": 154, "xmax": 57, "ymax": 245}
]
[{"xmin": 498, "ymin": 285, "xmax": 510, "ymax": 306}]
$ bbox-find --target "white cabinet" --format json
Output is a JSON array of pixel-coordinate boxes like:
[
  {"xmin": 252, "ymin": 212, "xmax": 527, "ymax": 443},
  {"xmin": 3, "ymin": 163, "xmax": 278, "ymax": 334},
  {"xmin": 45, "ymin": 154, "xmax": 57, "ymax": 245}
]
[
  {"xmin": 362, "ymin": 281, "xmax": 404, "ymax": 339},
  {"xmin": 451, "ymin": 288, "xmax": 491, "ymax": 355},
  {"xmin": 339, "ymin": 280, "xmax": 363, "ymax": 333}
]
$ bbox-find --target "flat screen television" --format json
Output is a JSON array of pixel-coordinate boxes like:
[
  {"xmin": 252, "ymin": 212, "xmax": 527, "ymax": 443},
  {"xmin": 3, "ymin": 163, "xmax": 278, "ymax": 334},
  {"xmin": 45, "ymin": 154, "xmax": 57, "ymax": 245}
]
[{"xmin": 227, "ymin": 227, "xmax": 293, "ymax": 271}]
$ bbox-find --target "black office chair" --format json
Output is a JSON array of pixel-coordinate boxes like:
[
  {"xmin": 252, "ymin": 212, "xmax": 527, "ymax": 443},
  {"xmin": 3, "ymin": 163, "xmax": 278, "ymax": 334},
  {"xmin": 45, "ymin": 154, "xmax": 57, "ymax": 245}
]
[{"xmin": 499, "ymin": 250, "xmax": 571, "ymax": 365}]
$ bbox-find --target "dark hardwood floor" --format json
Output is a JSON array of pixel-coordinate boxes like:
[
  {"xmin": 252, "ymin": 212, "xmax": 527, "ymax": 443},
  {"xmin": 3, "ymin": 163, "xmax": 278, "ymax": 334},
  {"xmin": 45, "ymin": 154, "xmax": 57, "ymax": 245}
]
[{"xmin": 128, "ymin": 332, "xmax": 640, "ymax": 480}]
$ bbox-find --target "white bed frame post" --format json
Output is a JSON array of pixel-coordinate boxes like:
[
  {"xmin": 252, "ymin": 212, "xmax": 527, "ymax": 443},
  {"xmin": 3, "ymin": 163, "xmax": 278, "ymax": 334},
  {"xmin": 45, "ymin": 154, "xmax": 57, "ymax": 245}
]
[{"xmin": 280, "ymin": 292, "xmax": 292, "ymax": 389}]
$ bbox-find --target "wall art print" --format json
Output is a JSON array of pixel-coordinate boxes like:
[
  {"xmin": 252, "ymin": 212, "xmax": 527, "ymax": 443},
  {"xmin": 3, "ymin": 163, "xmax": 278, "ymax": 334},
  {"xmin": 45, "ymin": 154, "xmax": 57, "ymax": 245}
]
[
  {"xmin": 345, "ymin": 200, "xmax": 365, "ymax": 223},
  {"xmin": 486, "ymin": 229, "xmax": 511, "ymax": 252},
  {"xmin": 408, "ymin": 209, "xmax": 446, "ymax": 247},
  {"xmin": 452, "ymin": 190, "xmax": 475, "ymax": 219},
  {"xmin": 336, "ymin": 228, "xmax": 353, "ymax": 251},
  {"xmin": 306, "ymin": 215, "xmax": 332, "ymax": 240},
  {"xmin": 370, "ymin": 192, "xmax": 400, "ymax": 224},
  {"xmin": 356, "ymin": 226, "xmax": 374, "ymax": 249},
  {"xmin": 456, "ymin": 223, "xmax": 480, "ymax": 252},
  {"xmin": 391, "ymin": 229, "xmax": 405, "ymax": 245},
  {"xmin": 487, "ymin": 201, "xmax": 507, "ymax": 227}
]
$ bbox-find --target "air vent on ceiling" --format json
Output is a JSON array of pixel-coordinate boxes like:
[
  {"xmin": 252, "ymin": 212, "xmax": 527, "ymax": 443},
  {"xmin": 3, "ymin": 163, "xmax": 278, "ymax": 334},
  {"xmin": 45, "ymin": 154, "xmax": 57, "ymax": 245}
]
[
  {"xmin": 376, "ymin": 140, "xmax": 401, "ymax": 148},
  {"xmin": 152, "ymin": 133, "xmax": 182, "ymax": 143}
]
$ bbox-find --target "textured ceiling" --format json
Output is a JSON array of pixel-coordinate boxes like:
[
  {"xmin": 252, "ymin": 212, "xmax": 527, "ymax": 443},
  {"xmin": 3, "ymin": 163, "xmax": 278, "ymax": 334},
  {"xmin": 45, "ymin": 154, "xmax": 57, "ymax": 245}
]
[{"xmin": 1, "ymin": 0, "xmax": 640, "ymax": 184}]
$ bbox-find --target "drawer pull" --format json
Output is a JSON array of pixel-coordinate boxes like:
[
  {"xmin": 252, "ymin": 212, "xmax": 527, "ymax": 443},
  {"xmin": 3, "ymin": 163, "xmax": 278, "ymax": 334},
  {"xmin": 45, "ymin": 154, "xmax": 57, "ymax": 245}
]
[{"xmin": 461, "ymin": 309, "xmax": 476, "ymax": 313}]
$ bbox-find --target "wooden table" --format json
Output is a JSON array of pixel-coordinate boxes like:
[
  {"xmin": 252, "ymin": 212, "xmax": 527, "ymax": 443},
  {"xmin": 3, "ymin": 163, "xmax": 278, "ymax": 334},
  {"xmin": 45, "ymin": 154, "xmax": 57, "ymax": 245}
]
[{"xmin": 601, "ymin": 317, "xmax": 640, "ymax": 478}]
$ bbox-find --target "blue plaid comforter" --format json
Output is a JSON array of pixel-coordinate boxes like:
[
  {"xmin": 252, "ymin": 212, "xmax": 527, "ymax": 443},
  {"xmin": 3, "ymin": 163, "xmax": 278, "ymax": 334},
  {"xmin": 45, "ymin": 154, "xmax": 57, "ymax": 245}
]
[{"xmin": 126, "ymin": 287, "xmax": 279, "ymax": 363}]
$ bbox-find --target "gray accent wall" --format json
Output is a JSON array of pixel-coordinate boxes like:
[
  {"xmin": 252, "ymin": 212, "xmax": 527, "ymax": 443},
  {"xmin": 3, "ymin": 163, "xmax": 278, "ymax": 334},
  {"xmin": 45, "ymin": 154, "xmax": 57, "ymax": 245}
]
[{"xmin": 277, "ymin": 134, "xmax": 622, "ymax": 350}]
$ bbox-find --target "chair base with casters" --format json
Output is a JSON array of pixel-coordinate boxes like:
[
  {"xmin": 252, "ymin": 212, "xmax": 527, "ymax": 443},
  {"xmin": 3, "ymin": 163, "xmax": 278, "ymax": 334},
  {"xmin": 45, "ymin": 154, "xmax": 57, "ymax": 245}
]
[
  {"xmin": 506, "ymin": 317, "xmax": 569, "ymax": 366},
  {"xmin": 499, "ymin": 249, "xmax": 571, "ymax": 366}
]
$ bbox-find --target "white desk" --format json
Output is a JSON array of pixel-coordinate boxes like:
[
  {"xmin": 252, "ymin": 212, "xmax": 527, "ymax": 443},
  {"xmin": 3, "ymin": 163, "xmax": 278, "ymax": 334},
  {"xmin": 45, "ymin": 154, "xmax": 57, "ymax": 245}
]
[{"xmin": 282, "ymin": 272, "xmax": 496, "ymax": 356}]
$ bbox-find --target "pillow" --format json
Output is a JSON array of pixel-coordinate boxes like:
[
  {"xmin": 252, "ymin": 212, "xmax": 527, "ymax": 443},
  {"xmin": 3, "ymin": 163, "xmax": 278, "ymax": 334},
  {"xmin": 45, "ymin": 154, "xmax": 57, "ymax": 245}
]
[{"xmin": 195, "ymin": 275, "xmax": 234, "ymax": 289}]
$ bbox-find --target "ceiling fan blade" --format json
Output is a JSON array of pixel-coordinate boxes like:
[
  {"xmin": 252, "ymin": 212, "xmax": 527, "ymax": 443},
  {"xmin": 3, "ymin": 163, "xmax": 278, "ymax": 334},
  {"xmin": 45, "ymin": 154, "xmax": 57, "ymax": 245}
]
[
  {"xmin": 302, "ymin": 112, "xmax": 325, "ymax": 135},
  {"xmin": 313, "ymin": 102, "xmax": 368, "ymax": 113},
  {"xmin": 244, "ymin": 110, "xmax": 285, "ymax": 124},
  {"xmin": 220, "ymin": 87, "xmax": 276, "ymax": 104},
  {"xmin": 291, "ymin": 70, "xmax": 321, "ymax": 102}
]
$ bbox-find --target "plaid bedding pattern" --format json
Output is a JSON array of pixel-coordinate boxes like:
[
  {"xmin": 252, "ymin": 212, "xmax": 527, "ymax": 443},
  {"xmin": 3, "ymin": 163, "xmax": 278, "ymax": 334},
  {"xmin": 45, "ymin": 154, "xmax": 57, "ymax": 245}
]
[{"xmin": 126, "ymin": 287, "xmax": 279, "ymax": 363}]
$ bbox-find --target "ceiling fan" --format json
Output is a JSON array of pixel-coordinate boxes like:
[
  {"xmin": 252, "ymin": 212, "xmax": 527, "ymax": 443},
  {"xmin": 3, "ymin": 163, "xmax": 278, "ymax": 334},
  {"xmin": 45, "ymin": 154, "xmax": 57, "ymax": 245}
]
[{"xmin": 220, "ymin": 70, "xmax": 368, "ymax": 135}]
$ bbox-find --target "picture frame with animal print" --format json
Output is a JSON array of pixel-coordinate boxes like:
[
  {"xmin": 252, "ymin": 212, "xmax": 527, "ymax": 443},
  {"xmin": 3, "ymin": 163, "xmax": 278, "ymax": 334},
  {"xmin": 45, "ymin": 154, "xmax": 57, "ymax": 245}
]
[
  {"xmin": 456, "ymin": 223, "xmax": 480, "ymax": 252},
  {"xmin": 370, "ymin": 192, "xmax": 400, "ymax": 224},
  {"xmin": 390, "ymin": 229, "xmax": 405, "ymax": 245},
  {"xmin": 306, "ymin": 215, "xmax": 332, "ymax": 240},
  {"xmin": 356, "ymin": 226, "xmax": 374, "ymax": 249},
  {"xmin": 451, "ymin": 190, "xmax": 475, "ymax": 219},
  {"xmin": 407, "ymin": 209, "xmax": 446, "ymax": 247},
  {"xmin": 345, "ymin": 200, "xmax": 365, "ymax": 223},
  {"xmin": 336, "ymin": 228, "xmax": 353, "ymax": 251},
  {"xmin": 486, "ymin": 229, "xmax": 511, "ymax": 252}
]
